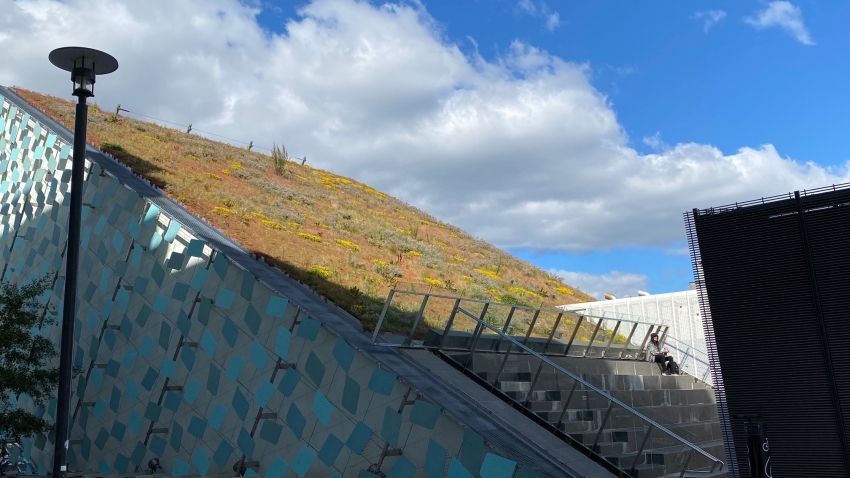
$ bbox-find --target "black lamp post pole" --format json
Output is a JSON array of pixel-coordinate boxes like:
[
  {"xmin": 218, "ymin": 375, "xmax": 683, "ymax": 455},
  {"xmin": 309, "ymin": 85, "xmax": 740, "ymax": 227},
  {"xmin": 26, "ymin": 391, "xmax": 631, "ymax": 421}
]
[{"xmin": 52, "ymin": 92, "xmax": 88, "ymax": 478}]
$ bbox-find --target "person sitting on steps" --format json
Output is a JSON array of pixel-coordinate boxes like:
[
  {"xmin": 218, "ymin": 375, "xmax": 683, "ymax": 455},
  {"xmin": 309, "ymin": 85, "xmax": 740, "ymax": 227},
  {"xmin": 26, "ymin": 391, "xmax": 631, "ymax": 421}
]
[{"xmin": 646, "ymin": 332, "xmax": 678, "ymax": 375}]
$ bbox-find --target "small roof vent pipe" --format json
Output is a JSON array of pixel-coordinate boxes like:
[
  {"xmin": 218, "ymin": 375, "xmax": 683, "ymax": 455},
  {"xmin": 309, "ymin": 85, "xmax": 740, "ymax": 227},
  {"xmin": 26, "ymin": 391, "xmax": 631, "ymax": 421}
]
[
  {"xmin": 604, "ymin": 293, "xmax": 617, "ymax": 300},
  {"xmin": 637, "ymin": 290, "xmax": 650, "ymax": 296}
]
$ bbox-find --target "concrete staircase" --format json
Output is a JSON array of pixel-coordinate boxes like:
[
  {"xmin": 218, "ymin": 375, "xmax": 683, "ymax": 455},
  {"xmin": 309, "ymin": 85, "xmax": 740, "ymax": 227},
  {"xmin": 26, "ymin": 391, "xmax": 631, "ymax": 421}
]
[{"xmin": 448, "ymin": 352, "xmax": 727, "ymax": 478}]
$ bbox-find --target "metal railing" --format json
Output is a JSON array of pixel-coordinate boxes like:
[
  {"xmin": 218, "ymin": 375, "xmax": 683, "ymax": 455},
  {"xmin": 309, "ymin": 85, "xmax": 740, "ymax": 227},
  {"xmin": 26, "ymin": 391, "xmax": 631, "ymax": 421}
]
[
  {"xmin": 371, "ymin": 290, "xmax": 724, "ymax": 476},
  {"xmin": 662, "ymin": 335, "xmax": 713, "ymax": 386}
]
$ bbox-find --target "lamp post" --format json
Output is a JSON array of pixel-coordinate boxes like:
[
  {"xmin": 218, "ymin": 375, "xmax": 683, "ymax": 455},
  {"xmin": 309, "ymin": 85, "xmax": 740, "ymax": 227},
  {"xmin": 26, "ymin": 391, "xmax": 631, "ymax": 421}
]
[{"xmin": 48, "ymin": 47, "xmax": 118, "ymax": 478}]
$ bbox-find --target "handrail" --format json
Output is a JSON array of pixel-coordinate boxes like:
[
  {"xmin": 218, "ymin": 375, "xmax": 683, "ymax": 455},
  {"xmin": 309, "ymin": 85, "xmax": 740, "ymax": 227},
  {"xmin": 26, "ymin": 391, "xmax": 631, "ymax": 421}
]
[
  {"xmin": 662, "ymin": 335, "xmax": 713, "ymax": 386},
  {"xmin": 372, "ymin": 290, "xmax": 725, "ymax": 473}
]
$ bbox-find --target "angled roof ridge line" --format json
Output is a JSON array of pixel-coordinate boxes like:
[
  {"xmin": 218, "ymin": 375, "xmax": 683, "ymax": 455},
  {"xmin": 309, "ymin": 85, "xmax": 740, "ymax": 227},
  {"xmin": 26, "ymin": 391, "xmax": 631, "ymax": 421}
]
[{"xmin": 1, "ymin": 85, "xmax": 591, "ymax": 478}]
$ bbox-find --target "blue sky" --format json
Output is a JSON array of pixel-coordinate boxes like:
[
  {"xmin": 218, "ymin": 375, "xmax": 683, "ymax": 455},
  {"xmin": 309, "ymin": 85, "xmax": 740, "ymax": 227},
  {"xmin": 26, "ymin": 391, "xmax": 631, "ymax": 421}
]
[
  {"xmin": 249, "ymin": 0, "xmax": 848, "ymax": 297},
  {"xmin": 5, "ymin": 0, "xmax": 847, "ymax": 300}
]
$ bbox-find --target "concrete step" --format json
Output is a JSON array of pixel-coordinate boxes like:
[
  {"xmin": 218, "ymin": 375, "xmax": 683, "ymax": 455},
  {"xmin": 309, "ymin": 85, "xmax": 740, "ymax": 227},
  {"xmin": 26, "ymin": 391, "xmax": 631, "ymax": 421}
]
[
  {"xmin": 503, "ymin": 387, "xmax": 716, "ymax": 408},
  {"xmin": 607, "ymin": 440, "xmax": 726, "ymax": 478},
  {"xmin": 535, "ymin": 404, "xmax": 719, "ymax": 432},
  {"xmin": 490, "ymin": 372, "xmax": 708, "ymax": 393},
  {"xmin": 565, "ymin": 422, "xmax": 723, "ymax": 456},
  {"xmin": 464, "ymin": 353, "xmax": 666, "ymax": 377}
]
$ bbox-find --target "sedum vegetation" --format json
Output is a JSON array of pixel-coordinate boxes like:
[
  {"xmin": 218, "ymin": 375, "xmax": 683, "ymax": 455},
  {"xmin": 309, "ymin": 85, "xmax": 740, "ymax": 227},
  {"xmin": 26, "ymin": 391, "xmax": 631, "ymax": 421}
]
[{"xmin": 14, "ymin": 88, "xmax": 594, "ymax": 332}]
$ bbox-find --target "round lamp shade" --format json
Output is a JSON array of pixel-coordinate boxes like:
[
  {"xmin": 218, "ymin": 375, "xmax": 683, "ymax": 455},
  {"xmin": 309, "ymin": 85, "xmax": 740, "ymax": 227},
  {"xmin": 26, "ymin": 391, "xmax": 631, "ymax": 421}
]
[{"xmin": 49, "ymin": 47, "xmax": 118, "ymax": 75}]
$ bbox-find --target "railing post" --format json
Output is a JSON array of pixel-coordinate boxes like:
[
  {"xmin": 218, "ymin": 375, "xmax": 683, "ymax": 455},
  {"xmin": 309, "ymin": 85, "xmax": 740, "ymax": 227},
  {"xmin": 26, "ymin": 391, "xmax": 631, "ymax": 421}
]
[
  {"xmin": 438, "ymin": 298, "xmax": 462, "ymax": 351},
  {"xmin": 591, "ymin": 401, "xmax": 615, "ymax": 452},
  {"xmin": 522, "ymin": 359, "xmax": 547, "ymax": 408},
  {"xmin": 619, "ymin": 322, "xmax": 640, "ymax": 359},
  {"xmin": 464, "ymin": 303, "xmax": 490, "ymax": 370},
  {"xmin": 371, "ymin": 289, "xmax": 395, "ymax": 345},
  {"xmin": 583, "ymin": 317, "xmax": 604, "ymax": 357},
  {"xmin": 555, "ymin": 380, "xmax": 581, "ymax": 429},
  {"xmin": 637, "ymin": 325, "xmax": 655, "ymax": 360},
  {"xmin": 542, "ymin": 313, "xmax": 563, "ymax": 355},
  {"xmin": 628, "ymin": 424, "xmax": 655, "ymax": 476},
  {"xmin": 522, "ymin": 309, "xmax": 542, "ymax": 347},
  {"xmin": 600, "ymin": 320, "xmax": 622, "ymax": 358},
  {"xmin": 677, "ymin": 449, "xmax": 694, "ymax": 478},
  {"xmin": 404, "ymin": 294, "xmax": 430, "ymax": 346},
  {"xmin": 497, "ymin": 307, "xmax": 516, "ymax": 352},
  {"xmin": 563, "ymin": 315, "xmax": 584, "ymax": 356}
]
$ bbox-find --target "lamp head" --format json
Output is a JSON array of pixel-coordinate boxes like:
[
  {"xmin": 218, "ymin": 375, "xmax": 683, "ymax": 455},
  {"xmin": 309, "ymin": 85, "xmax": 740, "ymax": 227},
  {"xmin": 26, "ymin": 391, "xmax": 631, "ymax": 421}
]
[{"xmin": 49, "ymin": 47, "xmax": 118, "ymax": 98}]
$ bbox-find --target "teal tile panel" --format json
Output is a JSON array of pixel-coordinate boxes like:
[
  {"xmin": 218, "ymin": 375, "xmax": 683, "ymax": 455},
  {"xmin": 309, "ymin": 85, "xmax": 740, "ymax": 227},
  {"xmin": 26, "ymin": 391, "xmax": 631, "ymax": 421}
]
[
  {"xmin": 184, "ymin": 379, "xmax": 203, "ymax": 404},
  {"xmin": 424, "ymin": 439, "xmax": 447, "ymax": 478},
  {"xmin": 139, "ymin": 336, "xmax": 155, "ymax": 358},
  {"xmin": 236, "ymin": 427, "xmax": 254, "ymax": 458},
  {"xmin": 128, "ymin": 219, "xmax": 140, "ymax": 240},
  {"xmin": 381, "ymin": 407, "xmax": 401, "ymax": 448},
  {"xmin": 225, "ymin": 355, "xmax": 246, "ymax": 381},
  {"xmin": 213, "ymin": 439, "xmax": 234, "ymax": 467},
  {"xmin": 172, "ymin": 460, "xmax": 190, "ymax": 476},
  {"xmin": 265, "ymin": 457, "xmax": 288, "ymax": 478},
  {"xmin": 296, "ymin": 317, "xmax": 320, "ymax": 341},
  {"xmin": 249, "ymin": 340, "xmax": 267, "ymax": 370},
  {"xmin": 111, "ymin": 230, "xmax": 124, "ymax": 252},
  {"xmin": 240, "ymin": 272, "xmax": 255, "ymax": 300},
  {"xmin": 286, "ymin": 404, "xmax": 306, "ymax": 439},
  {"xmin": 304, "ymin": 351, "xmax": 325, "ymax": 387},
  {"xmin": 387, "ymin": 456, "xmax": 416, "ymax": 478},
  {"xmin": 200, "ymin": 330, "xmax": 217, "ymax": 358},
  {"xmin": 410, "ymin": 400, "xmax": 440, "ymax": 429},
  {"xmin": 254, "ymin": 380, "xmax": 275, "ymax": 408},
  {"xmin": 148, "ymin": 233, "xmax": 163, "ymax": 253},
  {"xmin": 129, "ymin": 409, "xmax": 142, "ymax": 434},
  {"xmin": 265, "ymin": 296, "xmax": 288, "ymax": 317},
  {"xmin": 191, "ymin": 267, "xmax": 209, "ymax": 291},
  {"xmin": 189, "ymin": 416, "xmax": 208, "ymax": 438},
  {"xmin": 143, "ymin": 204, "xmax": 160, "ymax": 227},
  {"xmin": 163, "ymin": 220, "xmax": 181, "ymax": 243},
  {"xmin": 207, "ymin": 366, "xmax": 221, "ymax": 395},
  {"xmin": 369, "ymin": 369, "xmax": 396, "ymax": 396},
  {"xmin": 221, "ymin": 319, "xmax": 239, "ymax": 347},
  {"xmin": 290, "ymin": 446, "xmax": 315, "ymax": 477},
  {"xmin": 258, "ymin": 419, "xmax": 283, "ymax": 445},
  {"xmin": 145, "ymin": 402, "xmax": 163, "ymax": 421},
  {"xmin": 332, "ymin": 337, "xmax": 354, "ymax": 372},
  {"xmin": 447, "ymin": 458, "xmax": 474, "ymax": 478},
  {"xmin": 209, "ymin": 404, "xmax": 228, "ymax": 430},
  {"xmin": 480, "ymin": 454, "xmax": 517, "ymax": 478},
  {"xmin": 312, "ymin": 390, "xmax": 332, "ymax": 426},
  {"xmin": 243, "ymin": 305, "xmax": 261, "ymax": 335},
  {"xmin": 318, "ymin": 434, "xmax": 344, "ymax": 466},
  {"xmin": 460, "ymin": 428, "xmax": 484, "ymax": 476},
  {"xmin": 232, "ymin": 388, "xmax": 249, "ymax": 420},
  {"xmin": 274, "ymin": 327, "xmax": 291, "ymax": 360},
  {"xmin": 166, "ymin": 252, "xmax": 184, "ymax": 270},
  {"xmin": 186, "ymin": 239, "xmax": 206, "ymax": 257},
  {"xmin": 161, "ymin": 359, "xmax": 177, "ymax": 378},
  {"xmin": 215, "ymin": 288, "xmax": 235, "ymax": 309},
  {"xmin": 127, "ymin": 379, "xmax": 139, "ymax": 402},
  {"xmin": 277, "ymin": 368, "xmax": 301, "ymax": 397},
  {"xmin": 193, "ymin": 449, "xmax": 210, "ymax": 477},
  {"xmin": 341, "ymin": 376, "xmax": 360, "ymax": 415},
  {"xmin": 170, "ymin": 422, "xmax": 184, "ymax": 452},
  {"xmin": 150, "ymin": 435, "xmax": 166, "ymax": 457},
  {"xmin": 212, "ymin": 253, "xmax": 228, "ymax": 279}
]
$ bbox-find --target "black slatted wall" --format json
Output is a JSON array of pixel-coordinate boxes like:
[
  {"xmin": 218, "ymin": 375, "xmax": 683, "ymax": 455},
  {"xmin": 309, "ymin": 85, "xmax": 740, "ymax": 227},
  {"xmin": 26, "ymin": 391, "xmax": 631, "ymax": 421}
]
[{"xmin": 691, "ymin": 189, "xmax": 850, "ymax": 477}]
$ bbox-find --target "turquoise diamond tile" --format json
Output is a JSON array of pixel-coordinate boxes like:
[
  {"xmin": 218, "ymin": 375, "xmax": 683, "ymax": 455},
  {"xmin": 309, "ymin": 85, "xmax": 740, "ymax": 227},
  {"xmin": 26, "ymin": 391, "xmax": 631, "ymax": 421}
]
[
  {"xmin": 184, "ymin": 379, "xmax": 203, "ymax": 404},
  {"xmin": 286, "ymin": 404, "xmax": 306, "ymax": 439},
  {"xmin": 129, "ymin": 409, "xmax": 142, "ymax": 434},
  {"xmin": 243, "ymin": 305, "xmax": 261, "ymax": 335},
  {"xmin": 265, "ymin": 457, "xmax": 288, "ymax": 478},
  {"xmin": 186, "ymin": 239, "xmax": 206, "ymax": 257},
  {"xmin": 163, "ymin": 219, "xmax": 181, "ymax": 243},
  {"xmin": 149, "ymin": 435, "xmax": 166, "ymax": 457},
  {"xmin": 460, "ymin": 428, "xmax": 484, "ymax": 475},
  {"xmin": 290, "ymin": 446, "xmax": 316, "ymax": 477},
  {"xmin": 213, "ymin": 439, "xmax": 234, "ymax": 467},
  {"xmin": 254, "ymin": 380, "xmax": 275, "ymax": 408},
  {"xmin": 209, "ymin": 404, "xmax": 228, "ymax": 430},
  {"xmin": 277, "ymin": 368, "xmax": 301, "ymax": 397},
  {"xmin": 318, "ymin": 434, "xmax": 344, "ymax": 466},
  {"xmin": 425, "ymin": 439, "xmax": 447, "ymax": 478},
  {"xmin": 172, "ymin": 460, "xmax": 190, "ymax": 476},
  {"xmin": 237, "ymin": 427, "xmax": 254, "ymax": 458},
  {"xmin": 304, "ymin": 351, "xmax": 325, "ymax": 387},
  {"xmin": 232, "ymin": 389, "xmax": 249, "ymax": 421},
  {"xmin": 342, "ymin": 376, "xmax": 360, "ymax": 415},
  {"xmin": 259, "ymin": 419, "xmax": 284, "ymax": 445},
  {"xmin": 312, "ymin": 390, "xmax": 333, "ymax": 426},
  {"xmin": 368, "ymin": 369, "xmax": 396, "ymax": 396},
  {"xmin": 249, "ymin": 339, "xmax": 267, "ymax": 370},
  {"xmin": 447, "ymin": 458, "xmax": 474, "ymax": 478},
  {"xmin": 188, "ymin": 416, "xmax": 208, "ymax": 439},
  {"xmin": 191, "ymin": 267, "xmax": 209, "ymax": 291},
  {"xmin": 275, "ymin": 327, "xmax": 291, "ymax": 360},
  {"xmin": 387, "ymin": 456, "xmax": 416, "ymax": 478},
  {"xmin": 410, "ymin": 400, "xmax": 440, "ymax": 429},
  {"xmin": 222, "ymin": 319, "xmax": 239, "ymax": 347},
  {"xmin": 265, "ymin": 296, "xmax": 288, "ymax": 318},
  {"xmin": 225, "ymin": 354, "xmax": 246, "ymax": 381},
  {"xmin": 145, "ymin": 402, "xmax": 163, "ymax": 421},
  {"xmin": 346, "ymin": 422, "xmax": 373, "ymax": 454},
  {"xmin": 332, "ymin": 337, "xmax": 354, "ymax": 372},
  {"xmin": 161, "ymin": 358, "xmax": 177, "ymax": 378},
  {"xmin": 200, "ymin": 330, "xmax": 217, "ymax": 358},
  {"xmin": 170, "ymin": 422, "xmax": 183, "ymax": 452},
  {"xmin": 480, "ymin": 454, "xmax": 517, "ymax": 478},
  {"xmin": 381, "ymin": 407, "xmax": 401, "ymax": 448},
  {"xmin": 215, "ymin": 288, "xmax": 235, "ymax": 309},
  {"xmin": 296, "ymin": 317, "xmax": 320, "ymax": 341},
  {"xmin": 193, "ymin": 449, "xmax": 210, "ymax": 477}
]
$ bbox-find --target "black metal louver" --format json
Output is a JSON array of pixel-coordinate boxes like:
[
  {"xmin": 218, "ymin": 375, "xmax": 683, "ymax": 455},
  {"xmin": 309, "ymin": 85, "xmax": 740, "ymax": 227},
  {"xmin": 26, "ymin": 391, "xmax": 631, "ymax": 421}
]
[{"xmin": 686, "ymin": 184, "xmax": 850, "ymax": 478}]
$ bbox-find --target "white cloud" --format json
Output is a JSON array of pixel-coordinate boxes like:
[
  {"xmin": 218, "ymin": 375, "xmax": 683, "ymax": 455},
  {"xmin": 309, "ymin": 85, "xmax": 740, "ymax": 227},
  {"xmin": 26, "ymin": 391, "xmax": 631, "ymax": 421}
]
[
  {"xmin": 745, "ymin": 1, "xmax": 815, "ymax": 45},
  {"xmin": 642, "ymin": 132, "xmax": 668, "ymax": 151},
  {"xmin": 1, "ymin": 0, "xmax": 844, "ymax": 255},
  {"xmin": 516, "ymin": 0, "xmax": 561, "ymax": 31},
  {"xmin": 692, "ymin": 9, "xmax": 726, "ymax": 32},
  {"xmin": 550, "ymin": 270, "xmax": 648, "ymax": 300}
]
